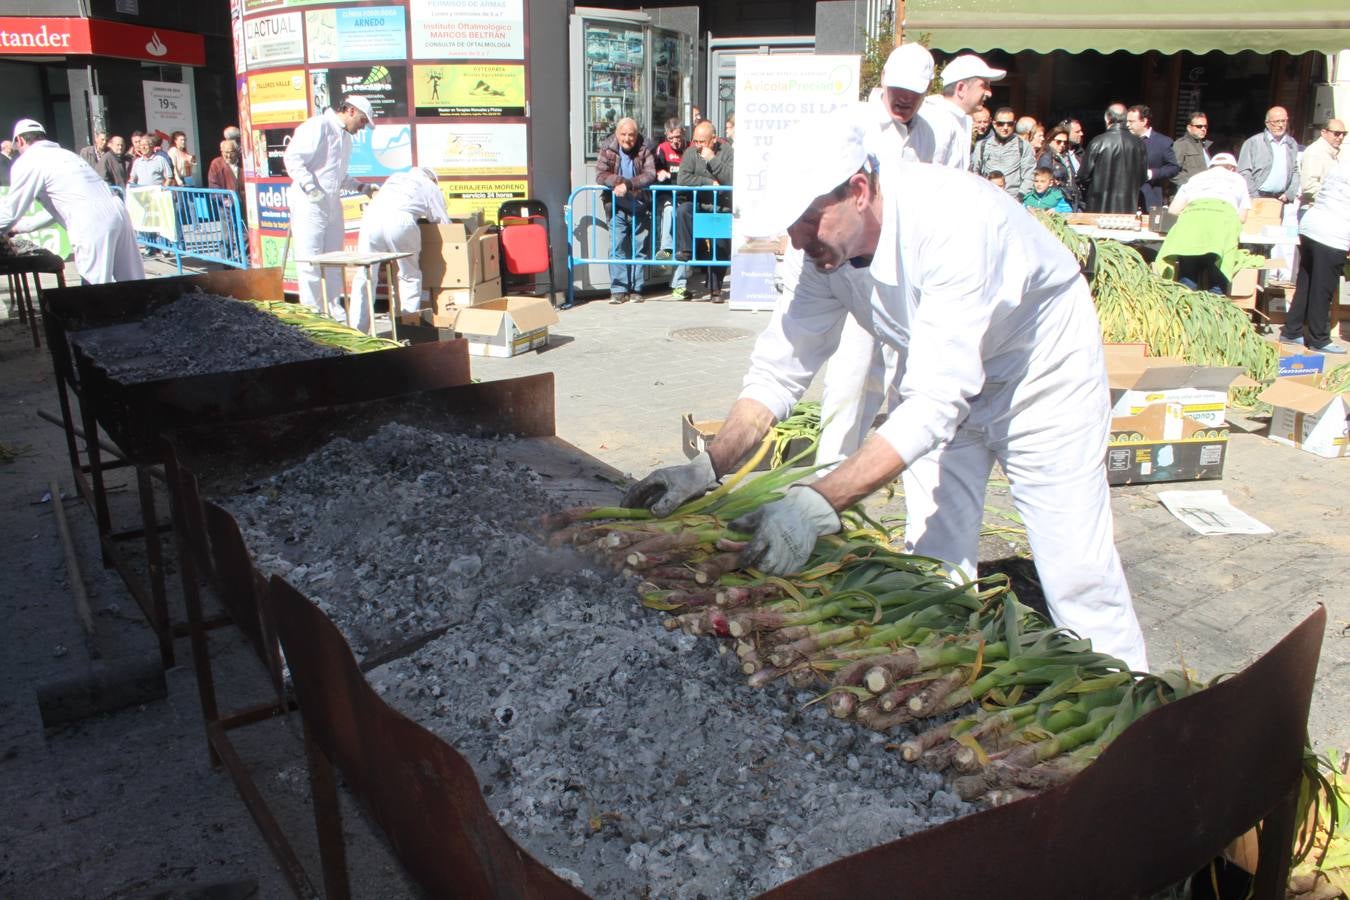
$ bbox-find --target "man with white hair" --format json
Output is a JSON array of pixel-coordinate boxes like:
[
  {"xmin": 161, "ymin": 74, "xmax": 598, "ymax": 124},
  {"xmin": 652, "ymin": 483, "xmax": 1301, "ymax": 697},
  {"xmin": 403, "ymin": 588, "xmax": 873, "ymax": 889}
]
[
  {"xmin": 284, "ymin": 95, "xmax": 376, "ymax": 315},
  {"xmin": 623, "ymin": 105, "xmax": 1148, "ymax": 672},
  {"xmin": 0, "ymin": 118, "xmax": 142, "ymax": 284},
  {"xmin": 347, "ymin": 167, "xmax": 450, "ymax": 332},
  {"xmin": 920, "ymin": 54, "xmax": 1005, "ymax": 170}
]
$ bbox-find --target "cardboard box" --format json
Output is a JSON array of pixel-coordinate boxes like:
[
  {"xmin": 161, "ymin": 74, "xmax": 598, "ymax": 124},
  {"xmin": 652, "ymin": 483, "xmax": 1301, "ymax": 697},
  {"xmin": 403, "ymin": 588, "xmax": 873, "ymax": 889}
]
[
  {"xmin": 425, "ymin": 277, "xmax": 504, "ymax": 326},
  {"xmin": 1106, "ymin": 345, "xmax": 1247, "ymax": 428},
  {"xmin": 1259, "ymin": 376, "xmax": 1350, "ymax": 459},
  {"xmin": 1103, "ymin": 344, "xmax": 1252, "ymax": 484},
  {"xmin": 450, "ymin": 296, "xmax": 557, "ymax": 358},
  {"xmin": 681, "ymin": 413, "xmax": 814, "ymax": 471},
  {"xmin": 1276, "ymin": 345, "xmax": 1325, "ymax": 378},
  {"xmin": 419, "ymin": 221, "xmax": 500, "ymax": 289},
  {"xmin": 1241, "ymin": 198, "xmax": 1284, "ymax": 237},
  {"xmin": 1106, "ymin": 405, "xmax": 1230, "ymax": 485}
]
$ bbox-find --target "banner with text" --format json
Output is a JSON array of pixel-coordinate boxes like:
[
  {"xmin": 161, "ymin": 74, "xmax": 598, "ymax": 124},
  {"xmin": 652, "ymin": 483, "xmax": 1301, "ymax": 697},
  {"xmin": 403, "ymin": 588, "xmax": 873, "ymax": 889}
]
[
  {"xmin": 412, "ymin": 64, "xmax": 524, "ymax": 118},
  {"xmin": 409, "ymin": 0, "xmax": 524, "ymax": 60}
]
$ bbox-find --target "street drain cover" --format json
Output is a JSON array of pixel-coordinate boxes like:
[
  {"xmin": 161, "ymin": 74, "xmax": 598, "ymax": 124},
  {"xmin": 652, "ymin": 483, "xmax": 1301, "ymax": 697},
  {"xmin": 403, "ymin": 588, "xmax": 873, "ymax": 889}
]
[{"xmin": 670, "ymin": 326, "xmax": 754, "ymax": 343}]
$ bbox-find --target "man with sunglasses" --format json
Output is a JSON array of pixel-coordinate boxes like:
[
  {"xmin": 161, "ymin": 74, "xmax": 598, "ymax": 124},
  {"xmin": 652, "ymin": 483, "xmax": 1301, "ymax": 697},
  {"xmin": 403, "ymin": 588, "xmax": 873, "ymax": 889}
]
[
  {"xmin": 972, "ymin": 107, "xmax": 1035, "ymax": 198},
  {"xmin": 1237, "ymin": 106, "xmax": 1300, "ymax": 204},
  {"xmin": 1172, "ymin": 112, "xmax": 1212, "ymax": 190},
  {"xmin": 1298, "ymin": 119, "xmax": 1345, "ymax": 207},
  {"xmin": 623, "ymin": 105, "xmax": 1149, "ymax": 673}
]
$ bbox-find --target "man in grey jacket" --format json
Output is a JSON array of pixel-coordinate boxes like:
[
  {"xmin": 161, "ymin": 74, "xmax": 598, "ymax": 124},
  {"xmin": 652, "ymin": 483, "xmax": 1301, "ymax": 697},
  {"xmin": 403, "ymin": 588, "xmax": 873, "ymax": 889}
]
[
  {"xmin": 972, "ymin": 107, "xmax": 1035, "ymax": 198},
  {"xmin": 1237, "ymin": 106, "xmax": 1299, "ymax": 203}
]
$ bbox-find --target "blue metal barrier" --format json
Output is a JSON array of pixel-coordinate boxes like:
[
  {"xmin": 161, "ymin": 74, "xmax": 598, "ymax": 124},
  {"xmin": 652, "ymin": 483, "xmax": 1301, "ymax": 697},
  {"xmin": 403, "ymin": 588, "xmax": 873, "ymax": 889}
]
[
  {"xmin": 565, "ymin": 184, "xmax": 731, "ymax": 307},
  {"xmin": 124, "ymin": 186, "xmax": 249, "ymax": 272}
]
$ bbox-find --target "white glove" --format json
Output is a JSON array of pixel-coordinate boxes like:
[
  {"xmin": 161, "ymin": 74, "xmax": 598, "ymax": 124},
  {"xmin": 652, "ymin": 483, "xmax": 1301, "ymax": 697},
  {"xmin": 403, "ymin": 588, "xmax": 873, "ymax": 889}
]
[
  {"xmin": 730, "ymin": 485, "xmax": 841, "ymax": 575},
  {"xmin": 622, "ymin": 452, "xmax": 718, "ymax": 518},
  {"xmin": 306, "ymin": 186, "xmax": 325, "ymax": 203}
]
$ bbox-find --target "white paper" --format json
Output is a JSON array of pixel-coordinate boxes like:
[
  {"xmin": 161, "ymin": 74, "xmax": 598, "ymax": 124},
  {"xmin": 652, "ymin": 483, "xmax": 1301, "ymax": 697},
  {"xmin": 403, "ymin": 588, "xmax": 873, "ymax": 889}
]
[{"xmin": 1157, "ymin": 490, "xmax": 1273, "ymax": 536}]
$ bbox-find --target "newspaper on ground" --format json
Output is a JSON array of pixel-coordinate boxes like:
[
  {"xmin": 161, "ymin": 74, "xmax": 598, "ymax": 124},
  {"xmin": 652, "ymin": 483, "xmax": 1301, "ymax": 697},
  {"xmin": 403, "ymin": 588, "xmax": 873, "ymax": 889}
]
[{"xmin": 1157, "ymin": 490, "xmax": 1274, "ymax": 536}]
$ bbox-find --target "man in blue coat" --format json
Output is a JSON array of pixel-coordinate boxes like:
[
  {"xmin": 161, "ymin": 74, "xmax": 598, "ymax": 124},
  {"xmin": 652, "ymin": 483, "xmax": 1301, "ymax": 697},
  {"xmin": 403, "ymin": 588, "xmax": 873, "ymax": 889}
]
[{"xmin": 1127, "ymin": 104, "xmax": 1179, "ymax": 212}]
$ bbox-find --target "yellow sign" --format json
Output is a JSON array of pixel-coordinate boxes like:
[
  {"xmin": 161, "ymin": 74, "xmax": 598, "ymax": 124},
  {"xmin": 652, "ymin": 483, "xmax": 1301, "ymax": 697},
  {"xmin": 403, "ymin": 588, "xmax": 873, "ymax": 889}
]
[
  {"xmin": 124, "ymin": 186, "xmax": 179, "ymax": 240},
  {"xmin": 413, "ymin": 64, "xmax": 525, "ymax": 117},
  {"xmin": 247, "ymin": 69, "xmax": 309, "ymax": 126},
  {"xmin": 440, "ymin": 179, "xmax": 529, "ymax": 223}
]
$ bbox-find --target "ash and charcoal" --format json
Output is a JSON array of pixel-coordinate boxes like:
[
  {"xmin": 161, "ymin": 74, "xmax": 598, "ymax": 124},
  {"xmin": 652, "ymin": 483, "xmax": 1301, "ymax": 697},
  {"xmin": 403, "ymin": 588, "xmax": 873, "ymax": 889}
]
[
  {"xmin": 0, "ymin": 234, "xmax": 43, "ymax": 257},
  {"xmin": 72, "ymin": 290, "xmax": 342, "ymax": 383},
  {"xmin": 223, "ymin": 422, "xmax": 976, "ymax": 898}
]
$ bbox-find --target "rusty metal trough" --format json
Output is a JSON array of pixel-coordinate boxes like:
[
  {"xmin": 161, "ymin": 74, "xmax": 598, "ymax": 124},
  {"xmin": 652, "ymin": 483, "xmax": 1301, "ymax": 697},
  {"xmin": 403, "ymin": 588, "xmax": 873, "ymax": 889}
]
[
  {"xmin": 37, "ymin": 269, "xmax": 471, "ymax": 668},
  {"xmin": 156, "ymin": 367, "xmax": 1327, "ymax": 899}
]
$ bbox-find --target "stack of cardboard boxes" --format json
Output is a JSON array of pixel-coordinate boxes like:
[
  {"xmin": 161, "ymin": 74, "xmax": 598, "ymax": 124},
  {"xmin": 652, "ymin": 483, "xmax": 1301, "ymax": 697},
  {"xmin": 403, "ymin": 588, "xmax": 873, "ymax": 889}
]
[{"xmin": 412, "ymin": 216, "xmax": 558, "ymax": 358}]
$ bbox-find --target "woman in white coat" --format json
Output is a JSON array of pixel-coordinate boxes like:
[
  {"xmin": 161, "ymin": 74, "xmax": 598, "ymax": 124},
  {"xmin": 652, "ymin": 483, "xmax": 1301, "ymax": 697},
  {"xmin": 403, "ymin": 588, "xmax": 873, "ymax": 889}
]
[
  {"xmin": 0, "ymin": 119, "xmax": 142, "ymax": 284},
  {"xmin": 347, "ymin": 167, "xmax": 450, "ymax": 332}
]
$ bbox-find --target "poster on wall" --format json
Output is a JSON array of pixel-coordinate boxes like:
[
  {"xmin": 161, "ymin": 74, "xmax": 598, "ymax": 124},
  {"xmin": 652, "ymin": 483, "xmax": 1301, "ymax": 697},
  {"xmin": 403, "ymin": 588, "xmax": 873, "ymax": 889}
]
[
  {"xmin": 305, "ymin": 7, "xmax": 407, "ymax": 64},
  {"xmin": 247, "ymin": 69, "xmax": 308, "ymax": 125},
  {"xmin": 143, "ymin": 80, "xmax": 200, "ymax": 182},
  {"xmin": 248, "ymin": 128, "xmax": 293, "ymax": 177},
  {"xmin": 439, "ymin": 178, "xmax": 529, "ymax": 223},
  {"xmin": 415, "ymin": 123, "xmax": 528, "ymax": 177},
  {"xmin": 413, "ymin": 64, "xmax": 524, "ymax": 118},
  {"xmin": 409, "ymin": 0, "xmax": 524, "ymax": 60},
  {"xmin": 252, "ymin": 182, "xmax": 290, "ymax": 230},
  {"xmin": 730, "ymin": 55, "xmax": 859, "ymax": 309},
  {"xmin": 244, "ymin": 12, "xmax": 304, "ymax": 69},
  {"xmin": 348, "ymin": 124, "xmax": 414, "ymax": 177},
  {"xmin": 315, "ymin": 65, "xmax": 409, "ymax": 118}
]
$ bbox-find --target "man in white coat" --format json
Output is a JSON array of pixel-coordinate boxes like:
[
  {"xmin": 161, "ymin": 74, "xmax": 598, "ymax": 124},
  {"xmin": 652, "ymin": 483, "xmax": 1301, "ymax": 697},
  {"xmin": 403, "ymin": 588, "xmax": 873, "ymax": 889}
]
[
  {"xmin": 817, "ymin": 42, "xmax": 936, "ymax": 467},
  {"xmin": 920, "ymin": 54, "xmax": 1005, "ymax": 171},
  {"xmin": 284, "ymin": 95, "xmax": 375, "ymax": 316},
  {"xmin": 0, "ymin": 119, "xmax": 142, "ymax": 284},
  {"xmin": 623, "ymin": 106, "xmax": 1148, "ymax": 672},
  {"xmin": 348, "ymin": 167, "xmax": 450, "ymax": 332}
]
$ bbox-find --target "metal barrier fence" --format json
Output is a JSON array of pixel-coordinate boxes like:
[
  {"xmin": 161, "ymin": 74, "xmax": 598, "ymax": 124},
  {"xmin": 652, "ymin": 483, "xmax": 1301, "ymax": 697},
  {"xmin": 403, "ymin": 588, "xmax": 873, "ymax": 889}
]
[
  {"xmin": 114, "ymin": 185, "xmax": 249, "ymax": 272},
  {"xmin": 565, "ymin": 184, "xmax": 732, "ymax": 307}
]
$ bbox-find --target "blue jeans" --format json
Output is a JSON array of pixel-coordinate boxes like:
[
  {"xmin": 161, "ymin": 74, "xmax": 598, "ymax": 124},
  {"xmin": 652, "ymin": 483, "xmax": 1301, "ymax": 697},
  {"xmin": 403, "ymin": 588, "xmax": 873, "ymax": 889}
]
[{"xmin": 608, "ymin": 203, "xmax": 648, "ymax": 295}]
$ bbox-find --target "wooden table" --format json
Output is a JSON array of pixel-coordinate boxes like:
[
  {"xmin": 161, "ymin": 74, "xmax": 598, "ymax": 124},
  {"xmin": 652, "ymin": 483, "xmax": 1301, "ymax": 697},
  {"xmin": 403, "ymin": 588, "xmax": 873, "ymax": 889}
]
[{"xmin": 0, "ymin": 250, "xmax": 67, "ymax": 348}]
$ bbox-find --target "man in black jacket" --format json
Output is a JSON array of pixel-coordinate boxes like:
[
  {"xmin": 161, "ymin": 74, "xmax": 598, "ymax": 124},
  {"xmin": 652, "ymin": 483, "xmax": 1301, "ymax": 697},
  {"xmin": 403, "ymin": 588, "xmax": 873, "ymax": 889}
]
[
  {"xmin": 1080, "ymin": 104, "xmax": 1148, "ymax": 214},
  {"xmin": 1127, "ymin": 104, "xmax": 1179, "ymax": 211}
]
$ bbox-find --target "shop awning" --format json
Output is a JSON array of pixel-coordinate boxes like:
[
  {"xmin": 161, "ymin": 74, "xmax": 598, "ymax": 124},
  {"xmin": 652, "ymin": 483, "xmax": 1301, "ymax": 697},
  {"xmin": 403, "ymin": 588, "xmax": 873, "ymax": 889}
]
[{"xmin": 903, "ymin": 2, "xmax": 1350, "ymax": 55}]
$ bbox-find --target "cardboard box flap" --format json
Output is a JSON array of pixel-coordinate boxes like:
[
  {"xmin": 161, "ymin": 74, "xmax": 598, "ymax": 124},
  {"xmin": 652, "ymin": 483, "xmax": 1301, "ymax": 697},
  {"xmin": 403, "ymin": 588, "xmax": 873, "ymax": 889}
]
[
  {"xmin": 452, "ymin": 304, "xmax": 507, "ymax": 338},
  {"xmin": 1109, "ymin": 404, "xmax": 1222, "ymax": 439},
  {"xmin": 1123, "ymin": 364, "xmax": 1247, "ymax": 392},
  {"xmin": 505, "ymin": 297, "xmax": 560, "ymax": 331},
  {"xmin": 1259, "ymin": 377, "xmax": 1345, "ymax": 415}
]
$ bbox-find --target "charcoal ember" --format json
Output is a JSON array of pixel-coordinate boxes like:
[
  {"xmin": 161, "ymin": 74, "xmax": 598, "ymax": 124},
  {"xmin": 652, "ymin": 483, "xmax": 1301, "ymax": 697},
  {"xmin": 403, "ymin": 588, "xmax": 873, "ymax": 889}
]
[
  {"xmin": 222, "ymin": 422, "xmax": 976, "ymax": 897},
  {"xmin": 70, "ymin": 289, "xmax": 342, "ymax": 383},
  {"xmin": 0, "ymin": 234, "xmax": 42, "ymax": 257}
]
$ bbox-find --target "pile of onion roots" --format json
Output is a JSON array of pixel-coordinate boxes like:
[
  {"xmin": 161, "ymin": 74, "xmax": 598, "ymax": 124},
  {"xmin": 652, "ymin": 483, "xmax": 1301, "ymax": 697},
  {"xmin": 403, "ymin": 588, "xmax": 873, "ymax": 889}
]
[{"xmin": 543, "ymin": 438, "xmax": 1209, "ymax": 807}]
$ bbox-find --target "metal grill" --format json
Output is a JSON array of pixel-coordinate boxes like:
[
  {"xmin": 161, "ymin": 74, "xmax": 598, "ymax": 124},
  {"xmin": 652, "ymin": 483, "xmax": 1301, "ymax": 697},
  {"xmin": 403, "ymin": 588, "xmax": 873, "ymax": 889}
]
[{"xmin": 670, "ymin": 326, "xmax": 754, "ymax": 343}]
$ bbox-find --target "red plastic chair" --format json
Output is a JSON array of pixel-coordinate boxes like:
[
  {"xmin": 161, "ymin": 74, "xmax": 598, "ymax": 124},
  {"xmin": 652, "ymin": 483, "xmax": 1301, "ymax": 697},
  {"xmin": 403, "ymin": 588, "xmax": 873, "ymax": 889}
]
[{"xmin": 498, "ymin": 200, "xmax": 557, "ymax": 305}]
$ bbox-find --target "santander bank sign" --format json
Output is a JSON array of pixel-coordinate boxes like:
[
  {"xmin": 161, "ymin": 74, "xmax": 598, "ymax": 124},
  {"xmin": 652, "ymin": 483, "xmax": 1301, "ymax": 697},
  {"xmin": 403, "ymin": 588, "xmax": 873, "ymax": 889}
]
[{"xmin": 0, "ymin": 18, "xmax": 204, "ymax": 67}]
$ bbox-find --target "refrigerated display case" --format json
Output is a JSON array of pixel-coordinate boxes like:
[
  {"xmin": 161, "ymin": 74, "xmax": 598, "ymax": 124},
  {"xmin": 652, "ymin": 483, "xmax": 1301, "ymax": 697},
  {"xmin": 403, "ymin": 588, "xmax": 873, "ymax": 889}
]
[{"xmin": 569, "ymin": 7, "xmax": 698, "ymax": 294}]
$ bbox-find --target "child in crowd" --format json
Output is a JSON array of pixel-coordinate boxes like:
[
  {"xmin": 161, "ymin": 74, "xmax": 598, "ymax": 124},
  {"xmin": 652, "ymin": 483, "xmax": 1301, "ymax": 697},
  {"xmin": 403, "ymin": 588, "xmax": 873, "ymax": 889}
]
[
  {"xmin": 986, "ymin": 170, "xmax": 1006, "ymax": 191},
  {"xmin": 1022, "ymin": 166, "xmax": 1072, "ymax": 213}
]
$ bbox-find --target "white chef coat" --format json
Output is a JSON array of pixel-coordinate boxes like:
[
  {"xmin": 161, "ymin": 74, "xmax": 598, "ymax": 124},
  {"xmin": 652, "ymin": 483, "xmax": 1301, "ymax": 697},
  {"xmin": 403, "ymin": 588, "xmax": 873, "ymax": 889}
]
[
  {"xmin": 348, "ymin": 171, "xmax": 450, "ymax": 332},
  {"xmin": 284, "ymin": 110, "xmax": 362, "ymax": 312},
  {"xmin": 918, "ymin": 95, "xmax": 974, "ymax": 171},
  {"xmin": 283, "ymin": 109, "xmax": 360, "ymax": 198},
  {"xmin": 740, "ymin": 162, "xmax": 1148, "ymax": 671},
  {"xmin": 0, "ymin": 140, "xmax": 143, "ymax": 284},
  {"xmin": 865, "ymin": 94, "xmax": 938, "ymax": 167},
  {"xmin": 1172, "ymin": 167, "xmax": 1252, "ymax": 217}
]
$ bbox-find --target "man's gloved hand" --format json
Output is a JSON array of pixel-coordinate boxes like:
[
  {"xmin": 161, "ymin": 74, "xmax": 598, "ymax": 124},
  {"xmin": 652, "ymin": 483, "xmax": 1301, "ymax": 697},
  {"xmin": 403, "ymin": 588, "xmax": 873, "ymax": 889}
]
[
  {"xmin": 622, "ymin": 451, "xmax": 718, "ymax": 518},
  {"xmin": 730, "ymin": 485, "xmax": 841, "ymax": 575},
  {"xmin": 306, "ymin": 186, "xmax": 325, "ymax": 203}
]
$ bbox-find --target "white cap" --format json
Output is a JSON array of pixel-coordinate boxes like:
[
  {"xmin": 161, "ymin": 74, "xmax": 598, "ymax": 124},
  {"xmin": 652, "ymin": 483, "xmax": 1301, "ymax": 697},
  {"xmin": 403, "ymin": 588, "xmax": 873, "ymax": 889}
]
[
  {"xmin": 13, "ymin": 118, "xmax": 45, "ymax": 141},
  {"xmin": 744, "ymin": 104, "xmax": 875, "ymax": 237},
  {"xmin": 881, "ymin": 43, "xmax": 934, "ymax": 94},
  {"xmin": 342, "ymin": 95, "xmax": 375, "ymax": 128},
  {"xmin": 1209, "ymin": 152, "xmax": 1238, "ymax": 169},
  {"xmin": 940, "ymin": 54, "xmax": 1006, "ymax": 87}
]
